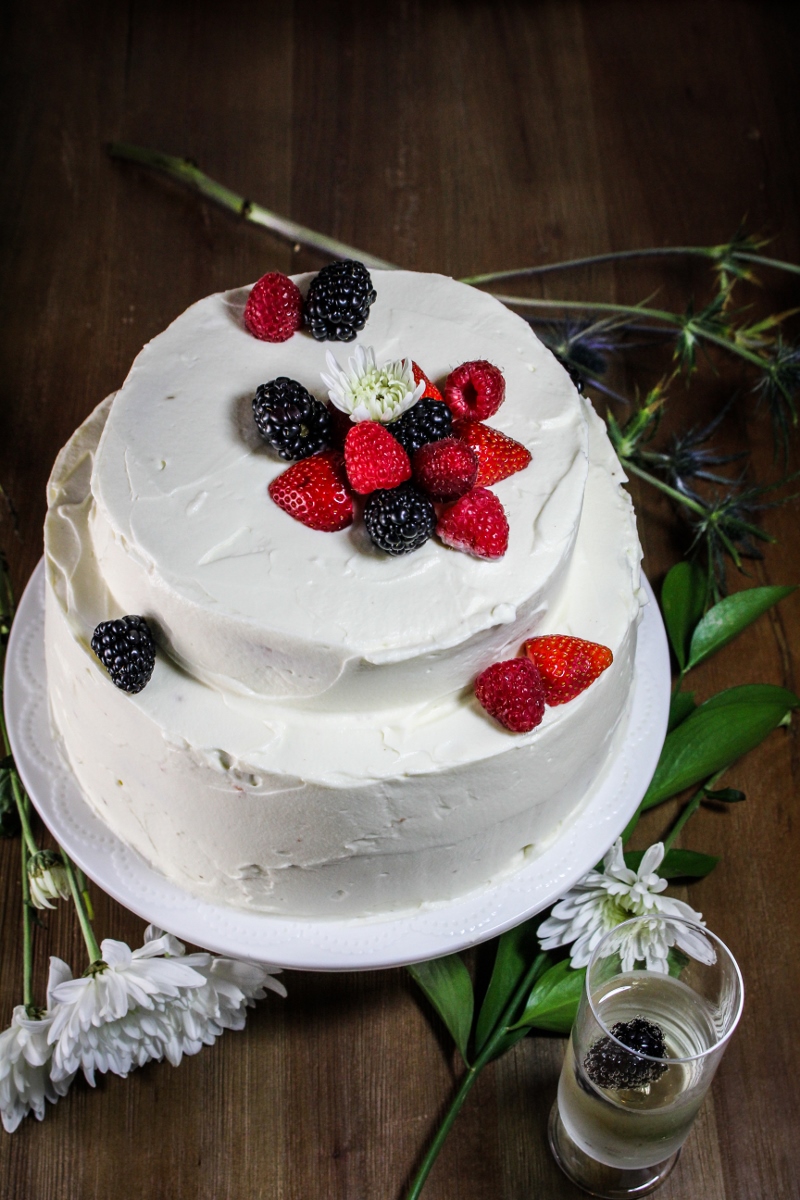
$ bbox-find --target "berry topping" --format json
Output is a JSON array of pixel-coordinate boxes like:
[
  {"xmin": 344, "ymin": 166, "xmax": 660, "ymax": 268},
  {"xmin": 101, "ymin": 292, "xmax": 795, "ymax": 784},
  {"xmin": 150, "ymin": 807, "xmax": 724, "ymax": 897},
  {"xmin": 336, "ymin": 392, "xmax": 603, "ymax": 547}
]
[
  {"xmin": 389, "ymin": 398, "xmax": 453, "ymax": 457},
  {"xmin": 411, "ymin": 362, "xmax": 444, "ymax": 402},
  {"xmin": 243, "ymin": 272, "xmax": 304, "ymax": 342},
  {"xmin": 344, "ymin": 421, "xmax": 412, "ymax": 494},
  {"xmin": 91, "ymin": 616, "xmax": 156, "ymax": 694},
  {"xmin": 453, "ymin": 420, "xmax": 531, "ymax": 486},
  {"xmin": 474, "ymin": 658, "xmax": 545, "ymax": 733},
  {"xmin": 413, "ymin": 437, "xmax": 479, "ymax": 501},
  {"xmin": 268, "ymin": 451, "xmax": 353, "ymax": 531},
  {"xmin": 363, "ymin": 482, "xmax": 436, "ymax": 555},
  {"xmin": 584, "ymin": 1018, "xmax": 668, "ymax": 1090},
  {"xmin": 444, "ymin": 360, "xmax": 505, "ymax": 421},
  {"xmin": 436, "ymin": 487, "xmax": 509, "ymax": 559},
  {"xmin": 304, "ymin": 260, "xmax": 377, "ymax": 342},
  {"xmin": 253, "ymin": 377, "xmax": 332, "ymax": 461},
  {"xmin": 523, "ymin": 635, "xmax": 613, "ymax": 705}
]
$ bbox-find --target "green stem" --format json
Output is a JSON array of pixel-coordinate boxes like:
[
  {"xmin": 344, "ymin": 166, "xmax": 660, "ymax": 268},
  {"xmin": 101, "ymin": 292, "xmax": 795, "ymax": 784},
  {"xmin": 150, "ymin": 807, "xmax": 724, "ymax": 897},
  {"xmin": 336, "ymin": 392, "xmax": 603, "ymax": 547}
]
[
  {"xmin": 462, "ymin": 247, "xmax": 800, "ymax": 286},
  {"xmin": 623, "ymin": 461, "xmax": 709, "ymax": 517},
  {"xmin": 8, "ymin": 767, "xmax": 39, "ymax": 856},
  {"xmin": 737, "ymin": 252, "xmax": 800, "ymax": 277},
  {"xmin": 405, "ymin": 952, "xmax": 548, "ymax": 1199},
  {"xmin": 662, "ymin": 771, "xmax": 725, "ymax": 853},
  {"xmin": 107, "ymin": 143, "xmax": 397, "ymax": 271},
  {"xmin": 61, "ymin": 849, "xmax": 102, "ymax": 965},
  {"xmin": 20, "ymin": 831, "xmax": 35, "ymax": 1012}
]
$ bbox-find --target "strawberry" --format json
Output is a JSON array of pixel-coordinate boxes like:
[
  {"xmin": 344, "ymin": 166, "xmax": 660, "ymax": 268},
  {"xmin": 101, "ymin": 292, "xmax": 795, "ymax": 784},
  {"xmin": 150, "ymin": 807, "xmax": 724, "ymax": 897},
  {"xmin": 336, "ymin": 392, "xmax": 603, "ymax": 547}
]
[
  {"xmin": 412, "ymin": 361, "xmax": 443, "ymax": 402},
  {"xmin": 413, "ymin": 437, "xmax": 478, "ymax": 501},
  {"xmin": 436, "ymin": 487, "xmax": 509, "ymax": 559},
  {"xmin": 268, "ymin": 451, "xmax": 353, "ymax": 531},
  {"xmin": 523, "ymin": 635, "xmax": 613, "ymax": 705},
  {"xmin": 453, "ymin": 420, "xmax": 531, "ymax": 486},
  {"xmin": 244, "ymin": 272, "xmax": 303, "ymax": 342},
  {"xmin": 444, "ymin": 360, "xmax": 505, "ymax": 421},
  {"xmin": 474, "ymin": 658, "xmax": 545, "ymax": 732},
  {"xmin": 344, "ymin": 421, "xmax": 412, "ymax": 495}
]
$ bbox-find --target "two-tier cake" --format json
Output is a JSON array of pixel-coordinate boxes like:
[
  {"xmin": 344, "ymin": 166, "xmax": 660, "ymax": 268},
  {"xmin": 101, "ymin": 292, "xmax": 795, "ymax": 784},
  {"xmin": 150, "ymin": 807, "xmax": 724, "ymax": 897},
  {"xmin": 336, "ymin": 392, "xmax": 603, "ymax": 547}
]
[{"xmin": 43, "ymin": 269, "xmax": 643, "ymax": 917}]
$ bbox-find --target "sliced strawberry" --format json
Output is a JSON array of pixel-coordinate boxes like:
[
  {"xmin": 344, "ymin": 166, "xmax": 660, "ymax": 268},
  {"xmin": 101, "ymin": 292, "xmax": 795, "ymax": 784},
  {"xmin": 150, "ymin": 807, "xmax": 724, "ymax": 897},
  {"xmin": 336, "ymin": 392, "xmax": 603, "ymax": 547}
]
[
  {"xmin": 344, "ymin": 421, "xmax": 412, "ymax": 495},
  {"xmin": 444, "ymin": 360, "xmax": 505, "ymax": 421},
  {"xmin": 413, "ymin": 437, "xmax": 478, "ymax": 501},
  {"xmin": 436, "ymin": 487, "xmax": 509, "ymax": 559},
  {"xmin": 411, "ymin": 361, "xmax": 443, "ymax": 402},
  {"xmin": 523, "ymin": 635, "xmax": 613, "ymax": 705},
  {"xmin": 474, "ymin": 658, "xmax": 545, "ymax": 732},
  {"xmin": 268, "ymin": 451, "xmax": 353, "ymax": 531},
  {"xmin": 244, "ymin": 272, "xmax": 303, "ymax": 342},
  {"xmin": 453, "ymin": 420, "xmax": 531, "ymax": 486}
]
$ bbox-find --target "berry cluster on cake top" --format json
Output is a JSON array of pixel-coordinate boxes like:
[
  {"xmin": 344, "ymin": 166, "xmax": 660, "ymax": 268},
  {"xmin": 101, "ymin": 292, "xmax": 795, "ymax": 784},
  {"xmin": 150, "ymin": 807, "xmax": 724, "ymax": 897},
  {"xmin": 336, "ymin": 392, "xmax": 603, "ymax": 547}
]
[{"xmin": 245, "ymin": 261, "xmax": 532, "ymax": 560}]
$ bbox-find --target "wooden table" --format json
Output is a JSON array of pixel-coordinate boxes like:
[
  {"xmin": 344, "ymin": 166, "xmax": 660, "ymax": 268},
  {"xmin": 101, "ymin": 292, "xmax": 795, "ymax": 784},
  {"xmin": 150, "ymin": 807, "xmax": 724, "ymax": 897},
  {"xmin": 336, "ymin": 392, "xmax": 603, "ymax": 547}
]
[{"xmin": 2, "ymin": 3, "xmax": 798, "ymax": 1196}]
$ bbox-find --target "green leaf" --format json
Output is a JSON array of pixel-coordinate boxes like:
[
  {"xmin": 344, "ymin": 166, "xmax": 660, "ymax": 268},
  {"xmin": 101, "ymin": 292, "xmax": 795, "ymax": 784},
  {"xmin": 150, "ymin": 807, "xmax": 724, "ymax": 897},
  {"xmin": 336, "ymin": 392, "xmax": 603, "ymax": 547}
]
[
  {"xmin": 474, "ymin": 922, "xmax": 545, "ymax": 1053},
  {"xmin": 703, "ymin": 787, "xmax": 746, "ymax": 803},
  {"xmin": 0, "ymin": 757, "xmax": 21, "ymax": 838},
  {"xmin": 668, "ymin": 689, "xmax": 696, "ymax": 732},
  {"xmin": 407, "ymin": 954, "xmax": 475, "ymax": 1064},
  {"xmin": 687, "ymin": 585, "xmax": 796, "ymax": 670},
  {"xmin": 511, "ymin": 960, "xmax": 586, "ymax": 1034},
  {"xmin": 667, "ymin": 948, "xmax": 690, "ymax": 978},
  {"xmin": 642, "ymin": 684, "xmax": 799, "ymax": 809},
  {"xmin": 624, "ymin": 848, "xmax": 718, "ymax": 879},
  {"xmin": 661, "ymin": 562, "xmax": 707, "ymax": 670}
]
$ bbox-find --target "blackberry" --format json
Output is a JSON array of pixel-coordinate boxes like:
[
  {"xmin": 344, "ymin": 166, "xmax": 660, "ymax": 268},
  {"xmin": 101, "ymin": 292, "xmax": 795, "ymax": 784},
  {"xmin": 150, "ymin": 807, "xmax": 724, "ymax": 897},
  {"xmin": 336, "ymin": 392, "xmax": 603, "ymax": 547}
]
[
  {"xmin": 584, "ymin": 1017, "xmax": 668, "ymax": 1090},
  {"xmin": 253, "ymin": 377, "xmax": 332, "ymax": 460},
  {"xmin": 364, "ymin": 482, "xmax": 436, "ymax": 555},
  {"xmin": 91, "ymin": 616, "xmax": 156, "ymax": 694},
  {"xmin": 389, "ymin": 398, "xmax": 452, "ymax": 457},
  {"xmin": 303, "ymin": 260, "xmax": 377, "ymax": 342}
]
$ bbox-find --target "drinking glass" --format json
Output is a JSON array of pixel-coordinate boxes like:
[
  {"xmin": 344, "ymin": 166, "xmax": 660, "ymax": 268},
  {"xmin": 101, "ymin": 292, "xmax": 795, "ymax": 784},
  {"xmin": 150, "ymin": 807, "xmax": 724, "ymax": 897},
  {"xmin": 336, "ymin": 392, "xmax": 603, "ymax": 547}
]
[{"xmin": 548, "ymin": 915, "xmax": 744, "ymax": 1198}]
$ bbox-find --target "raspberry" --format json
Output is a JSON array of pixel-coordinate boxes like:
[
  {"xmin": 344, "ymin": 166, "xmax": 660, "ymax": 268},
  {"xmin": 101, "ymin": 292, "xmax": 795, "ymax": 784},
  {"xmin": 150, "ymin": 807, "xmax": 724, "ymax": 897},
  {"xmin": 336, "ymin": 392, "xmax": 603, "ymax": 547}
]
[
  {"xmin": 253, "ymin": 377, "xmax": 332, "ymax": 460},
  {"xmin": 268, "ymin": 451, "xmax": 354, "ymax": 531},
  {"xmin": 91, "ymin": 616, "xmax": 156, "ymax": 694},
  {"xmin": 389, "ymin": 398, "xmax": 452, "ymax": 457},
  {"xmin": 344, "ymin": 421, "xmax": 412, "ymax": 495},
  {"xmin": 413, "ymin": 437, "xmax": 478, "ymax": 501},
  {"xmin": 474, "ymin": 659, "xmax": 545, "ymax": 733},
  {"xmin": 363, "ymin": 482, "xmax": 436, "ymax": 555},
  {"xmin": 444, "ymin": 361, "xmax": 505, "ymax": 421},
  {"xmin": 304, "ymin": 260, "xmax": 376, "ymax": 342},
  {"xmin": 523, "ymin": 635, "xmax": 613, "ymax": 705},
  {"xmin": 436, "ymin": 487, "xmax": 509, "ymax": 559},
  {"xmin": 453, "ymin": 420, "xmax": 531, "ymax": 486},
  {"xmin": 243, "ymin": 272, "xmax": 303, "ymax": 342},
  {"xmin": 584, "ymin": 1018, "xmax": 668, "ymax": 1090},
  {"xmin": 411, "ymin": 362, "xmax": 443, "ymax": 402}
]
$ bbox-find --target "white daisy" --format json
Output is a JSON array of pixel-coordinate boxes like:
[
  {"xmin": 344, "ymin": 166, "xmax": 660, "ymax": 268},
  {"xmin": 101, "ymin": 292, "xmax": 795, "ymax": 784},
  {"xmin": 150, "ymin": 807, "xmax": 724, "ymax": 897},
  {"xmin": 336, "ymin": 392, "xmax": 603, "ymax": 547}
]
[
  {"xmin": 0, "ymin": 960, "xmax": 74, "ymax": 1133},
  {"xmin": 537, "ymin": 839, "xmax": 713, "ymax": 972},
  {"xmin": 321, "ymin": 345, "xmax": 424, "ymax": 423},
  {"xmin": 27, "ymin": 850, "xmax": 71, "ymax": 910}
]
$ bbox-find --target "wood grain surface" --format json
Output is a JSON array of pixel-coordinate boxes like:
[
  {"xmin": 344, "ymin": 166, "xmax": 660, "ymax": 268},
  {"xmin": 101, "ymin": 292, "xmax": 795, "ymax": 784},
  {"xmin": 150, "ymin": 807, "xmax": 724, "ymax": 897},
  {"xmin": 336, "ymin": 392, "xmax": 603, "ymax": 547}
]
[{"xmin": 1, "ymin": 3, "xmax": 799, "ymax": 1197}]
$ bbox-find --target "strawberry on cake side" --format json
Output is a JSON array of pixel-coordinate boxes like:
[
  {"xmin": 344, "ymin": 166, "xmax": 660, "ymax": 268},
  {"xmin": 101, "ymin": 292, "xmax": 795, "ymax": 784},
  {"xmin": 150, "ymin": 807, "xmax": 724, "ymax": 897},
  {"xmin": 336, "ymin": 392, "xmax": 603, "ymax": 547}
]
[{"xmin": 43, "ymin": 267, "xmax": 643, "ymax": 918}]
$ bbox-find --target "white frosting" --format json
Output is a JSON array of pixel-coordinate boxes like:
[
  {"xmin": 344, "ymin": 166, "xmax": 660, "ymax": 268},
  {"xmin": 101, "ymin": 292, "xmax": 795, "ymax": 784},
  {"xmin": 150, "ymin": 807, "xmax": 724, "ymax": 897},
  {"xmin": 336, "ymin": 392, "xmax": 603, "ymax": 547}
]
[{"xmin": 44, "ymin": 271, "xmax": 644, "ymax": 917}]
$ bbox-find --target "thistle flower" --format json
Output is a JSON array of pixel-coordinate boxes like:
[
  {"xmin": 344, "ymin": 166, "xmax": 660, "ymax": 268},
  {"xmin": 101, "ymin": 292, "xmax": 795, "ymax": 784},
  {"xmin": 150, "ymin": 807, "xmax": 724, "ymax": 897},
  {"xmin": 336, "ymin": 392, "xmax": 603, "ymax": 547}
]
[
  {"xmin": 641, "ymin": 403, "xmax": 745, "ymax": 498},
  {"xmin": 752, "ymin": 337, "xmax": 800, "ymax": 459},
  {"xmin": 673, "ymin": 294, "xmax": 731, "ymax": 374},
  {"xmin": 537, "ymin": 839, "xmax": 709, "ymax": 971},
  {"xmin": 321, "ymin": 345, "xmax": 423, "ymax": 423},
  {"xmin": 539, "ymin": 317, "xmax": 625, "ymax": 399},
  {"xmin": 0, "ymin": 960, "xmax": 74, "ymax": 1133},
  {"xmin": 27, "ymin": 850, "xmax": 70, "ymax": 910}
]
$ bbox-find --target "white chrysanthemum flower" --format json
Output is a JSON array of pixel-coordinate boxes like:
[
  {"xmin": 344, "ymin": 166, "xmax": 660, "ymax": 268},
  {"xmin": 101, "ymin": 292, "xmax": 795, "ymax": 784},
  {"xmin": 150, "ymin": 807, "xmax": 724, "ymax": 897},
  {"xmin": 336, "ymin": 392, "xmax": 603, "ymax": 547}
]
[
  {"xmin": 0, "ymin": 960, "xmax": 74, "ymax": 1133},
  {"xmin": 537, "ymin": 840, "xmax": 713, "ymax": 973},
  {"xmin": 321, "ymin": 345, "xmax": 424, "ymax": 423},
  {"xmin": 47, "ymin": 935, "xmax": 208, "ymax": 1085},
  {"xmin": 27, "ymin": 850, "xmax": 71, "ymax": 910}
]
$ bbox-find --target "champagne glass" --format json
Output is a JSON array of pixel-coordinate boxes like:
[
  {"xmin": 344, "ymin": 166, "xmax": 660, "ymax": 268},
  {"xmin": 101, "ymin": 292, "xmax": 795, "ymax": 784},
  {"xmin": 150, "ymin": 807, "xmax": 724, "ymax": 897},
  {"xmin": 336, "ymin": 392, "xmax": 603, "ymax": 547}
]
[{"xmin": 548, "ymin": 914, "xmax": 744, "ymax": 1198}]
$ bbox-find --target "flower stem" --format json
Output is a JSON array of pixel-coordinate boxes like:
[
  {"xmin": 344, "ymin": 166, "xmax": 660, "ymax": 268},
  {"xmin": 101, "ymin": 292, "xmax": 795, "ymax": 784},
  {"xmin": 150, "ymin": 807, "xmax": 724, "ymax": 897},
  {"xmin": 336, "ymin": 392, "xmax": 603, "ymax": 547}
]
[
  {"xmin": 20, "ymin": 831, "xmax": 35, "ymax": 1012},
  {"xmin": 622, "ymin": 461, "xmax": 709, "ymax": 517},
  {"xmin": 405, "ymin": 952, "xmax": 549, "ymax": 1199},
  {"xmin": 107, "ymin": 143, "xmax": 397, "ymax": 271},
  {"xmin": 61, "ymin": 849, "xmax": 102, "ymax": 965},
  {"xmin": 662, "ymin": 771, "xmax": 725, "ymax": 853}
]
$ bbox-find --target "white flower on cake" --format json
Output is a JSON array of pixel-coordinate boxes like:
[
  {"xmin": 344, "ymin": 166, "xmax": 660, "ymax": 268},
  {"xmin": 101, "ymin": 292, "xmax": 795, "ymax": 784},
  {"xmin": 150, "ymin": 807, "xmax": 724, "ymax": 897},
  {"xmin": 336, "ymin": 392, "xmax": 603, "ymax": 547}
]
[
  {"xmin": 27, "ymin": 849, "xmax": 71, "ymax": 910},
  {"xmin": 537, "ymin": 839, "xmax": 713, "ymax": 973},
  {"xmin": 321, "ymin": 345, "xmax": 424, "ymax": 423},
  {"xmin": 0, "ymin": 961, "xmax": 74, "ymax": 1133}
]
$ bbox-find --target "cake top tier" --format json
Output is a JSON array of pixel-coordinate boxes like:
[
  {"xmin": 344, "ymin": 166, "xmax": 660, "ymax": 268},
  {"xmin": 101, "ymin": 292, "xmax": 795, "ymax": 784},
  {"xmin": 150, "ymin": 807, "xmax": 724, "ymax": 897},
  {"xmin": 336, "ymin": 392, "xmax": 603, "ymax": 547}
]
[{"xmin": 90, "ymin": 270, "xmax": 588, "ymax": 709}]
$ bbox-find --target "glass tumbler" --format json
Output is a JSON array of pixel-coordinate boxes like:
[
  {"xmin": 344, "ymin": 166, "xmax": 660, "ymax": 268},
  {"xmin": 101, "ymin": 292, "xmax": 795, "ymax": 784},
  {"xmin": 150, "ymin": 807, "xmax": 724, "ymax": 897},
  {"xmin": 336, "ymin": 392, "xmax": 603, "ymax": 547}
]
[{"xmin": 548, "ymin": 915, "xmax": 744, "ymax": 1198}]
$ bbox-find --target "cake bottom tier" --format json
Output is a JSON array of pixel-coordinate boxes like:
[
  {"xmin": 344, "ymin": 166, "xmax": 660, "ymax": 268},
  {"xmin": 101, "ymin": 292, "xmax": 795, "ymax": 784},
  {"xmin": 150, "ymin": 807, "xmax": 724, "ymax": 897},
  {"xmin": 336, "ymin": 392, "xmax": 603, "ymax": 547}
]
[{"xmin": 44, "ymin": 398, "xmax": 642, "ymax": 917}]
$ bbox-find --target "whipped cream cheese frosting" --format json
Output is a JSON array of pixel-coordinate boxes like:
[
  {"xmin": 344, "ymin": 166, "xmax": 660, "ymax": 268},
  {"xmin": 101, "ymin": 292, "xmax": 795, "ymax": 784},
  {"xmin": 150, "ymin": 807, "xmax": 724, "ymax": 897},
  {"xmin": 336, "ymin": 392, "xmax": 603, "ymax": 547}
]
[{"xmin": 44, "ymin": 270, "xmax": 643, "ymax": 917}]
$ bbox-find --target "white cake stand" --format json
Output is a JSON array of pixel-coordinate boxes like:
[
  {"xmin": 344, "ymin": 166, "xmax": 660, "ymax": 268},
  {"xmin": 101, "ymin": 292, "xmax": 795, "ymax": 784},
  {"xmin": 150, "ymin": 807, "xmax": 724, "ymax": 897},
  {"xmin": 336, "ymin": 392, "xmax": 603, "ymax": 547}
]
[{"xmin": 5, "ymin": 560, "xmax": 670, "ymax": 971}]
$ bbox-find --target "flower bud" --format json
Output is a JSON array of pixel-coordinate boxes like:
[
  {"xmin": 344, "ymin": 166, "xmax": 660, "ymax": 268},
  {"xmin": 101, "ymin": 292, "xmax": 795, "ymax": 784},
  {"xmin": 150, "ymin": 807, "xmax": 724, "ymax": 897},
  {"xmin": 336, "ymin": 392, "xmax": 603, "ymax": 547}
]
[{"xmin": 27, "ymin": 851, "xmax": 70, "ymax": 910}]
